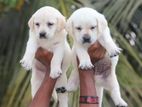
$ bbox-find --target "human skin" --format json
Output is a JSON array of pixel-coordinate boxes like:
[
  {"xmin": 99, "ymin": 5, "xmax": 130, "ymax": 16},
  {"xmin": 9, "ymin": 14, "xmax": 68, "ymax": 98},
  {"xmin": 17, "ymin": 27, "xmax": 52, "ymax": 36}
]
[
  {"xmin": 29, "ymin": 48, "xmax": 56, "ymax": 107},
  {"xmin": 79, "ymin": 41, "xmax": 106, "ymax": 107},
  {"xmin": 29, "ymin": 41, "xmax": 106, "ymax": 107}
]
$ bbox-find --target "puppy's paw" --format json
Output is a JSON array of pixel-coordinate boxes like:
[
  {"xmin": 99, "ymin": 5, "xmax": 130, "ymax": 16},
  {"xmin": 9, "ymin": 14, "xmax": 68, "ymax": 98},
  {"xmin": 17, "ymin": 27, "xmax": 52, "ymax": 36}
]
[
  {"xmin": 109, "ymin": 47, "xmax": 122, "ymax": 58},
  {"xmin": 79, "ymin": 60, "xmax": 94, "ymax": 70},
  {"xmin": 50, "ymin": 68, "xmax": 62, "ymax": 79},
  {"xmin": 20, "ymin": 58, "xmax": 32, "ymax": 70},
  {"xmin": 115, "ymin": 98, "xmax": 127, "ymax": 107}
]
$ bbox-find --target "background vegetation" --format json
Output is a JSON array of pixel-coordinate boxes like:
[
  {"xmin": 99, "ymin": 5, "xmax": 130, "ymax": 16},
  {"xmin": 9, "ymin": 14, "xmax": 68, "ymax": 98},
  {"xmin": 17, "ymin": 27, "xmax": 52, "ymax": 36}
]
[{"xmin": 0, "ymin": 0, "xmax": 142, "ymax": 107}]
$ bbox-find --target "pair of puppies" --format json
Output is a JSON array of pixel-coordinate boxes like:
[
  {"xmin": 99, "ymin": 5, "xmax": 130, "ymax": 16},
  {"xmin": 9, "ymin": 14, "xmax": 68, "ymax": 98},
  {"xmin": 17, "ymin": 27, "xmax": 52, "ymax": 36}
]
[{"xmin": 20, "ymin": 6, "xmax": 127, "ymax": 107}]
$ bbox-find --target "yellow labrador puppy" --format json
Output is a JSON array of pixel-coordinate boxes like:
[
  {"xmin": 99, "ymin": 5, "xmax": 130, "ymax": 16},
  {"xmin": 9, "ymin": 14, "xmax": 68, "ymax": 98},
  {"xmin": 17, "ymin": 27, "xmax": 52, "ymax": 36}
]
[
  {"xmin": 20, "ymin": 6, "xmax": 71, "ymax": 107},
  {"xmin": 66, "ymin": 7, "xmax": 127, "ymax": 107}
]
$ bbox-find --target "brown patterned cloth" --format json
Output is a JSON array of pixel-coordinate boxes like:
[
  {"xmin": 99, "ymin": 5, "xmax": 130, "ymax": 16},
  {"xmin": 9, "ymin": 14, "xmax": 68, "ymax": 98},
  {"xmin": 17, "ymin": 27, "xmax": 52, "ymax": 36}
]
[{"xmin": 92, "ymin": 57, "xmax": 112, "ymax": 78}]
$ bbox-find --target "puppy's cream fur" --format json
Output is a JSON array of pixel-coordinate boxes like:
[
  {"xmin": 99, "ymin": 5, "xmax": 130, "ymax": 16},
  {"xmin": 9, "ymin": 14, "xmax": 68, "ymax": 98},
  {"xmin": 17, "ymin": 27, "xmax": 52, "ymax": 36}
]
[
  {"xmin": 66, "ymin": 7, "xmax": 127, "ymax": 107},
  {"xmin": 20, "ymin": 6, "xmax": 71, "ymax": 107}
]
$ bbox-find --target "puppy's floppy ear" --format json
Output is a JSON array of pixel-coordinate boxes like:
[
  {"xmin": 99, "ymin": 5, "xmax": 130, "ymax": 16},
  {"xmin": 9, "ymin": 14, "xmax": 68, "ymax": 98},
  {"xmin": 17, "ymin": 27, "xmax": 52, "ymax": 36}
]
[
  {"xmin": 28, "ymin": 16, "xmax": 34, "ymax": 31},
  {"xmin": 66, "ymin": 17, "xmax": 73, "ymax": 35},
  {"xmin": 96, "ymin": 13, "xmax": 108, "ymax": 35},
  {"xmin": 57, "ymin": 15, "xmax": 66, "ymax": 31},
  {"xmin": 96, "ymin": 12, "xmax": 122, "ymax": 56}
]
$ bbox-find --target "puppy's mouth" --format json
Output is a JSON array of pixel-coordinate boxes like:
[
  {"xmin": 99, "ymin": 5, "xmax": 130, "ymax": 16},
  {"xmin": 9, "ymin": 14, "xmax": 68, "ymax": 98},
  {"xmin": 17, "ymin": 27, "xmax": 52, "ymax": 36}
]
[
  {"xmin": 39, "ymin": 35, "xmax": 47, "ymax": 39},
  {"xmin": 82, "ymin": 40, "xmax": 91, "ymax": 44}
]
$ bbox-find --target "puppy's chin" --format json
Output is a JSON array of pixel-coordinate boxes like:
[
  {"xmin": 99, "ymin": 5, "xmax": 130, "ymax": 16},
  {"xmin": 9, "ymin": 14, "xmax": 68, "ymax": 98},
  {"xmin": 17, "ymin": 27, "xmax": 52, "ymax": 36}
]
[
  {"xmin": 81, "ymin": 38, "xmax": 97, "ymax": 48},
  {"xmin": 81, "ymin": 41, "xmax": 92, "ymax": 48},
  {"xmin": 37, "ymin": 37, "xmax": 47, "ymax": 41},
  {"xmin": 39, "ymin": 36, "xmax": 47, "ymax": 39},
  {"xmin": 37, "ymin": 34, "xmax": 53, "ymax": 40}
]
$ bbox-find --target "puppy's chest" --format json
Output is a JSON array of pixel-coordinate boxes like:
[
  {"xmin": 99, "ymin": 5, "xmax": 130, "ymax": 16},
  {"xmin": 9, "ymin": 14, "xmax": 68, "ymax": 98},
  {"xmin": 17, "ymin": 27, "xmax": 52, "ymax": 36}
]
[{"xmin": 37, "ymin": 40, "xmax": 60, "ymax": 52}]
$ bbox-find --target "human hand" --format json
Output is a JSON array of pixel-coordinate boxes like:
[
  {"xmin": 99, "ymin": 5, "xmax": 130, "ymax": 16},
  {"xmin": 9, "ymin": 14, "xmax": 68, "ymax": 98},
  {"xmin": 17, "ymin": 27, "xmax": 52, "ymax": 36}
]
[
  {"xmin": 30, "ymin": 48, "xmax": 57, "ymax": 107},
  {"xmin": 35, "ymin": 47, "xmax": 53, "ymax": 67},
  {"xmin": 88, "ymin": 41, "xmax": 106, "ymax": 62},
  {"xmin": 78, "ymin": 41, "xmax": 105, "ymax": 107},
  {"xmin": 77, "ymin": 41, "xmax": 106, "ymax": 71}
]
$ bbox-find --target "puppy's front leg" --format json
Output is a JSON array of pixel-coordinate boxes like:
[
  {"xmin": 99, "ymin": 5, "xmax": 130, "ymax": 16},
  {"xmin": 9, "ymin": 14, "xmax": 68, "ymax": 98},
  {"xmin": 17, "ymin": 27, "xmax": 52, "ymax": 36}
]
[
  {"xmin": 76, "ymin": 45, "xmax": 93, "ymax": 70},
  {"xmin": 98, "ymin": 27, "xmax": 121, "ymax": 57},
  {"xmin": 50, "ymin": 45, "xmax": 64, "ymax": 79},
  {"xmin": 20, "ymin": 31, "xmax": 38, "ymax": 70}
]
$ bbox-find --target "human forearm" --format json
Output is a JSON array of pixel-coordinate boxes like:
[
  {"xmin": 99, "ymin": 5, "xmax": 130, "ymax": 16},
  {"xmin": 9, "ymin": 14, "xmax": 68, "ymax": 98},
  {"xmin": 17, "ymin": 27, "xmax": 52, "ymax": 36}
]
[
  {"xmin": 79, "ymin": 70, "xmax": 98, "ymax": 107},
  {"xmin": 29, "ymin": 48, "xmax": 55, "ymax": 107},
  {"xmin": 29, "ymin": 72, "xmax": 57, "ymax": 107}
]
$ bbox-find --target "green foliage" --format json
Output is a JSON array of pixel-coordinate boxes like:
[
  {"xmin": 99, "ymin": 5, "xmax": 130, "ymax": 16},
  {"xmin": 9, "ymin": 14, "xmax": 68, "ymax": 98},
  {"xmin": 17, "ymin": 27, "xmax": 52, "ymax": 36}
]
[{"xmin": 0, "ymin": 0, "xmax": 142, "ymax": 107}]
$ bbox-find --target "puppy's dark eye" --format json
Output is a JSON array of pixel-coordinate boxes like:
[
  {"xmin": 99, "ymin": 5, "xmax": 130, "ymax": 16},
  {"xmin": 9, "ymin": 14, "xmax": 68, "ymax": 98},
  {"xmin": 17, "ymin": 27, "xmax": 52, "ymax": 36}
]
[
  {"xmin": 76, "ymin": 27, "xmax": 82, "ymax": 31},
  {"xmin": 47, "ymin": 22, "xmax": 54, "ymax": 27},
  {"xmin": 90, "ymin": 26, "xmax": 96, "ymax": 30},
  {"xmin": 35, "ymin": 23, "xmax": 40, "ymax": 26}
]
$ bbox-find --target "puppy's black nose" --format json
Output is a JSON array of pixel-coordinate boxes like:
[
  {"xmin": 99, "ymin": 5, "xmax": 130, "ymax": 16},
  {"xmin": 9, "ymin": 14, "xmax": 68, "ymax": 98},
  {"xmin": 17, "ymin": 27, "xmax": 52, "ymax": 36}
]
[
  {"xmin": 39, "ymin": 32, "xmax": 46, "ymax": 39},
  {"xmin": 83, "ymin": 36, "xmax": 91, "ymax": 43}
]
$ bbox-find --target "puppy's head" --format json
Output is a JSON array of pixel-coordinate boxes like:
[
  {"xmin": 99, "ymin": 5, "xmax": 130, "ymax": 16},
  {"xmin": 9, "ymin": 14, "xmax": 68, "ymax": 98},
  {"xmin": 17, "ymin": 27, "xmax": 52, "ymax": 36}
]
[
  {"xmin": 66, "ymin": 7, "xmax": 108, "ymax": 46},
  {"xmin": 28, "ymin": 6, "xmax": 65, "ymax": 40}
]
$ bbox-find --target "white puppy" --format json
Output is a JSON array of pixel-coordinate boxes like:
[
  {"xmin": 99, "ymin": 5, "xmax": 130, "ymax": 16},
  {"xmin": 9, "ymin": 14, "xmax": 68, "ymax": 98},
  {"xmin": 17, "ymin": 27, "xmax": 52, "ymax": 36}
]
[
  {"xmin": 20, "ymin": 6, "xmax": 71, "ymax": 107},
  {"xmin": 65, "ymin": 7, "xmax": 127, "ymax": 107}
]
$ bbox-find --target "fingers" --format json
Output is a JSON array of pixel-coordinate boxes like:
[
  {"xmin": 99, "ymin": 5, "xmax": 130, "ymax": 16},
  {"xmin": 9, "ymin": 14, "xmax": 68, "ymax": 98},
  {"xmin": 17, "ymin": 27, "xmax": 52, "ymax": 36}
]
[
  {"xmin": 88, "ymin": 41, "xmax": 100, "ymax": 52},
  {"xmin": 93, "ymin": 48, "xmax": 106, "ymax": 58},
  {"xmin": 36, "ymin": 48, "xmax": 52, "ymax": 58},
  {"xmin": 35, "ymin": 48, "xmax": 53, "ymax": 67},
  {"xmin": 88, "ymin": 42, "xmax": 106, "ymax": 62}
]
